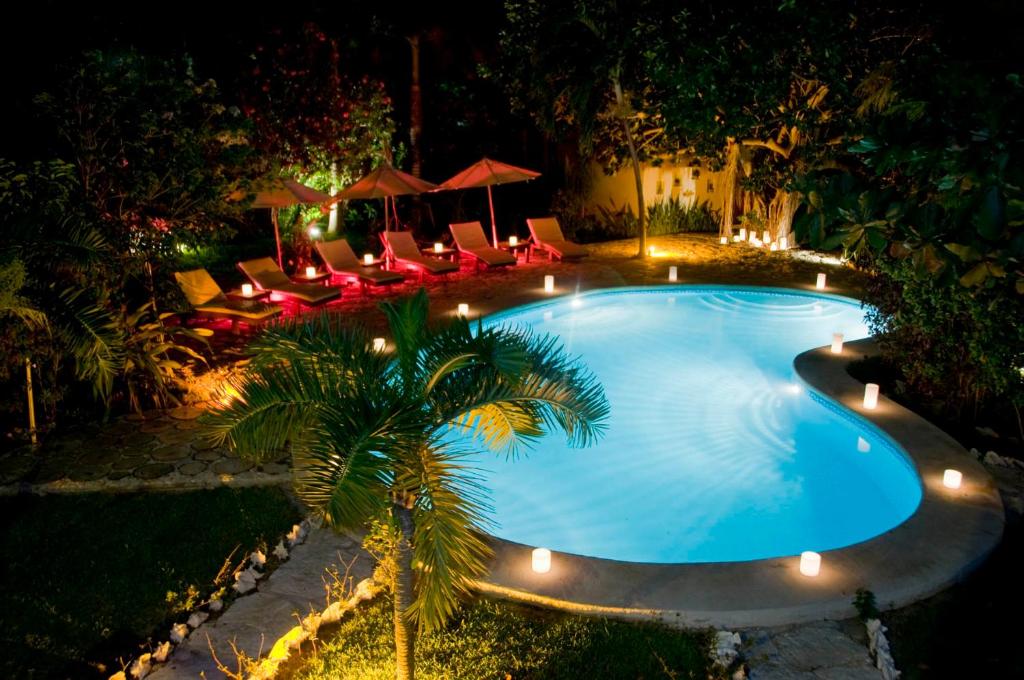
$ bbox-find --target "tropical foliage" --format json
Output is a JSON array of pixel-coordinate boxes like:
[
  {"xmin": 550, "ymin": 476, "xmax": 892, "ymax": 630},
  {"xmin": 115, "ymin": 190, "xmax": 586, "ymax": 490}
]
[{"xmin": 204, "ymin": 289, "xmax": 609, "ymax": 680}]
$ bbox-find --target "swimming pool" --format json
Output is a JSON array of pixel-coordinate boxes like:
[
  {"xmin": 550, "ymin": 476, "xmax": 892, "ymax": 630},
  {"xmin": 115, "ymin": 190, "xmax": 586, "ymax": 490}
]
[{"xmin": 463, "ymin": 286, "xmax": 922, "ymax": 564}]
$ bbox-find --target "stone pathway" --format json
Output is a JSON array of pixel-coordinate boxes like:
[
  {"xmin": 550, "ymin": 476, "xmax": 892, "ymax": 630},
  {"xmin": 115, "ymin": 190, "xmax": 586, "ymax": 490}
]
[
  {"xmin": 150, "ymin": 526, "xmax": 372, "ymax": 680},
  {"xmin": 744, "ymin": 621, "xmax": 880, "ymax": 679},
  {"xmin": 0, "ymin": 404, "xmax": 290, "ymax": 495}
]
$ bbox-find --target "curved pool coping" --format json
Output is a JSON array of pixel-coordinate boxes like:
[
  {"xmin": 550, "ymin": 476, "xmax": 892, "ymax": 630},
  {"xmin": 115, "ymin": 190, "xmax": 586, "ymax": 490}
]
[{"xmin": 472, "ymin": 285, "xmax": 1005, "ymax": 628}]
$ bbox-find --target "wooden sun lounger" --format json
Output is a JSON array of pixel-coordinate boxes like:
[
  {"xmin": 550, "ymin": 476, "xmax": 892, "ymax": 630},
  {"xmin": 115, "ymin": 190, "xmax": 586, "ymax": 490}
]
[
  {"xmin": 173, "ymin": 268, "xmax": 282, "ymax": 332},
  {"xmin": 526, "ymin": 217, "xmax": 589, "ymax": 261},
  {"xmin": 315, "ymin": 239, "xmax": 405, "ymax": 292},
  {"xmin": 449, "ymin": 221, "xmax": 517, "ymax": 269},
  {"xmin": 237, "ymin": 257, "xmax": 342, "ymax": 307},
  {"xmin": 381, "ymin": 231, "xmax": 460, "ymax": 278}
]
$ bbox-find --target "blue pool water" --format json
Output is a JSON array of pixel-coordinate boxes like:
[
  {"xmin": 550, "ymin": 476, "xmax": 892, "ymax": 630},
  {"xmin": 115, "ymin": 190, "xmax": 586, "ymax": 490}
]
[{"xmin": 462, "ymin": 286, "xmax": 922, "ymax": 564}]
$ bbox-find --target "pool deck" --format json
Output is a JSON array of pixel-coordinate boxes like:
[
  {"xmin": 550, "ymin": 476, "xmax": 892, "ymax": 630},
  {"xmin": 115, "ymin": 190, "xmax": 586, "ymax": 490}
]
[{"xmin": 475, "ymin": 337, "xmax": 1005, "ymax": 628}]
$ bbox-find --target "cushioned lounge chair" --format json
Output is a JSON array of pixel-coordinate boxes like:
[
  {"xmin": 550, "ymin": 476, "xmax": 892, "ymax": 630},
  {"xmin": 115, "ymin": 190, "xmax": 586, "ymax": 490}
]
[
  {"xmin": 449, "ymin": 221, "xmax": 517, "ymax": 268},
  {"xmin": 526, "ymin": 217, "xmax": 589, "ymax": 261},
  {"xmin": 381, "ymin": 231, "xmax": 460, "ymax": 278},
  {"xmin": 237, "ymin": 257, "xmax": 341, "ymax": 306},
  {"xmin": 173, "ymin": 268, "xmax": 282, "ymax": 332},
  {"xmin": 315, "ymin": 239, "xmax": 405, "ymax": 292}
]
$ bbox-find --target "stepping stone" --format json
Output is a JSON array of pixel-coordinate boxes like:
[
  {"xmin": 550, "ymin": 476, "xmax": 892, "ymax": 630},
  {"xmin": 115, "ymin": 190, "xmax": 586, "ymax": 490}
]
[
  {"xmin": 111, "ymin": 455, "xmax": 149, "ymax": 471},
  {"xmin": 175, "ymin": 420, "xmax": 201, "ymax": 431},
  {"xmin": 123, "ymin": 432, "xmax": 156, "ymax": 449},
  {"xmin": 158, "ymin": 429, "xmax": 199, "ymax": 446},
  {"xmin": 191, "ymin": 438, "xmax": 219, "ymax": 452},
  {"xmin": 257, "ymin": 462, "xmax": 289, "ymax": 476},
  {"xmin": 213, "ymin": 459, "xmax": 253, "ymax": 475},
  {"xmin": 107, "ymin": 469, "xmax": 135, "ymax": 481},
  {"xmin": 135, "ymin": 463, "xmax": 175, "ymax": 480},
  {"xmin": 169, "ymin": 405, "xmax": 205, "ymax": 420},
  {"xmin": 152, "ymin": 444, "xmax": 192, "ymax": 462},
  {"xmin": 68, "ymin": 466, "xmax": 110, "ymax": 482},
  {"xmin": 105, "ymin": 421, "xmax": 137, "ymax": 437},
  {"xmin": 194, "ymin": 447, "xmax": 225, "ymax": 462},
  {"xmin": 178, "ymin": 461, "xmax": 208, "ymax": 476},
  {"xmin": 140, "ymin": 420, "xmax": 173, "ymax": 434},
  {"xmin": 77, "ymin": 449, "xmax": 123, "ymax": 466}
]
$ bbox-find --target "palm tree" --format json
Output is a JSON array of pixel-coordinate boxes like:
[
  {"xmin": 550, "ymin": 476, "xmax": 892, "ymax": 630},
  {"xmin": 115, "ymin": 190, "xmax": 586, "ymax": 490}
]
[{"xmin": 204, "ymin": 289, "xmax": 609, "ymax": 680}]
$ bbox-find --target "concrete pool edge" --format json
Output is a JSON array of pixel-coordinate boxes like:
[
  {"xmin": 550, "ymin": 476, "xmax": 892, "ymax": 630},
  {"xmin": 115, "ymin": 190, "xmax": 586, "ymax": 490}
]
[{"xmin": 474, "ymin": 330, "xmax": 1005, "ymax": 628}]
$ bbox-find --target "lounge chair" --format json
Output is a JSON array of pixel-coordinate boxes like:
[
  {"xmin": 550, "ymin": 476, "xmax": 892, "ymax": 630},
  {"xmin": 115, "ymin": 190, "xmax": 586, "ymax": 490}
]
[
  {"xmin": 449, "ymin": 221, "xmax": 517, "ymax": 268},
  {"xmin": 315, "ymin": 239, "xmax": 405, "ymax": 292},
  {"xmin": 526, "ymin": 217, "xmax": 589, "ymax": 261},
  {"xmin": 173, "ymin": 268, "xmax": 282, "ymax": 332},
  {"xmin": 237, "ymin": 257, "xmax": 341, "ymax": 307},
  {"xmin": 381, "ymin": 231, "xmax": 460, "ymax": 278}
]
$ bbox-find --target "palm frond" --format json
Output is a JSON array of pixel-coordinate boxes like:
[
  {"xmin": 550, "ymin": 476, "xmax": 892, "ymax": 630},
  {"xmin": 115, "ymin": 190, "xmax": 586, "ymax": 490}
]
[
  {"xmin": 379, "ymin": 287, "xmax": 431, "ymax": 383},
  {"xmin": 52, "ymin": 287, "xmax": 123, "ymax": 399}
]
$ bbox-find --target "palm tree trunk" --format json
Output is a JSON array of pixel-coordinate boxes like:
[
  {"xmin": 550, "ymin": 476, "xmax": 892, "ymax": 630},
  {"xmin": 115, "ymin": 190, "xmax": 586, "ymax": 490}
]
[
  {"xmin": 393, "ymin": 498, "xmax": 416, "ymax": 680},
  {"xmin": 719, "ymin": 140, "xmax": 740, "ymax": 238},
  {"xmin": 612, "ymin": 77, "xmax": 646, "ymax": 258}
]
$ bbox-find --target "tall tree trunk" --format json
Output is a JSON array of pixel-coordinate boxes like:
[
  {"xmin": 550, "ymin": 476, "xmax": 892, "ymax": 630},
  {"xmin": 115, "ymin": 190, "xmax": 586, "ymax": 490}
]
[
  {"xmin": 393, "ymin": 496, "xmax": 416, "ymax": 680},
  {"xmin": 612, "ymin": 77, "xmax": 646, "ymax": 258},
  {"xmin": 767, "ymin": 188, "xmax": 800, "ymax": 244},
  {"xmin": 408, "ymin": 35, "xmax": 423, "ymax": 179},
  {"xmin": 719, "ymin": 140, "xmax": 740, "ymax": 237}
]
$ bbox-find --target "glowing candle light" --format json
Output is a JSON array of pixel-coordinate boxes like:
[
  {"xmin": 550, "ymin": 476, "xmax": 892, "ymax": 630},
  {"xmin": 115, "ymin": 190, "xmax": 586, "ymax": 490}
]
[
  {"xmin": 733, "ymin": 235, "xmax": 742, "ymax": 242},
  {"xmin": 739, "ymin": 228, "xmax": 747, "ymax": 240},
  {"xmin": 544, "ymin": 275, "xmax": 555, "ymax": 293},
  {"xmin": 762, "ymin": 230, "xmax": 770, "ymax": 243},
  {"xmin": 457, "ymin": 303, "xmax": 469, "ymax": 317},
  {"xmin": 648, "ymin": 245, "xmax": 657, "ymax": 257},
  {"xmin": 720, "ymin": 236, "xmax": 728, "ymax": 244},
  {"xmin": 770, "ymin": 242, "xmax": 779, "ymax": 252},
  {"xmin": 815, "ymin": 273, "xmax": 827, "ymax": 289},
  {"xmin": 241, "ymin": 283, "xmax": 254, "ymax": 298},
  {"xmin": 363, "ymin": 253, "xmax": 374, "ymax": 265},
  {"xmin": 305, "ymin": 266, "xmax": 316, "ymax": 279},
  {"xmin": 434, "ymin": 242, "xmax": 444, "ymax": 253},
  {"xmin": 668, "ymin": 266, "xmax": 678, "ymax": 282},
  {"xmin": 372, "ymin": 337, "xmax": 386, "ymax": 352},
  {"xmin": 308, "ymin": 225, "xmax": 322, "ymax": 239},
  {"xmin": 799, "ymin": 551, "xmax": 821, "ymax": 577},
  {"xmin": 831, "ymin": 333, "xmax": 844, "ymax": 354},
  {"xmin": 779, "ymin": 236, "xmax": 788, "ymax": 250},
  {"xmin": 532, "ymin": 548, "xmax": 551, "ymax": 573},
  {"xmin": 943, "ymin": 469, "xmax": 963, "ymax": 489},
  {"xmin": 863, "ymin": 383, "xmax": 880, "ymax": 409},
  {"xmin": 749, "ymin": 231, "xmax": 757, "ymax": 243},
  {"xmin": 509, "ymin": 235, "xmax": 518, "ymax": 246}
]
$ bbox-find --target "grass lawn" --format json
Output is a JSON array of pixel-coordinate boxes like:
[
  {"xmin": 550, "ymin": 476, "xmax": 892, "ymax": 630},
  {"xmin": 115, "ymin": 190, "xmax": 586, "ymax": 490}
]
[
  {"xmin": 289, "ymin": 595, "xmax": 717, "ymax": 680},
  {"xmin": 0, "ymin": 486, "xmax": 300, "ymax": 679}
]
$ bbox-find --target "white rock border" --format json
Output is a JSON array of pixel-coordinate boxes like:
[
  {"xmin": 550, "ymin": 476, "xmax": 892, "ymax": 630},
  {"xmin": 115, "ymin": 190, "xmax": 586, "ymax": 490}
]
[
  {"xmin": 109, "ymin": 517, "xmax": 315, "ymax": 679},
  {"xmin": 866, "ymin": 618, "xmax": 900, "ymax": 680}
]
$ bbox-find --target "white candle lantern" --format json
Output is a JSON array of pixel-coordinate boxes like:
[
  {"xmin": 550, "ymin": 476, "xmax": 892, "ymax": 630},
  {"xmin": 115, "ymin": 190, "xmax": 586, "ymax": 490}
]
[
  {"xmin": 831, "ymin": 333, "xmax": 844, "ymax": 354},
  {"xmin": 863, "ymin": 383, "xmax": 880, "ymax": 409},
  {"xmin": 241, "ymin": 283, "xmax": 254, "ymax": 298},
  {"xmin": 544, "ymin": 275, "xmax": 555, "ymax": 293},
  {"xmin": 532, "ymin": 547, "xmax": 551, "ymax": 573},
  {"xmin": 762, "ymin": 230, "xmax": 770, "ymax": 243},
  {"xmin": 815, "ymin": 273, "xmax": 827, "ymax": 289},
  {"xmin": 434, "ymin": 242, "xmax": 444, "ymax": 253},
  {"xmin": 509, "ymin": 235, "xmax": 518, "ymax": 246},
  {"xmin": 770, "ymin": 242, "xmax": 779, "ymax": 252},
  {"xmin": 457, "ymin": 303, "xmax": 469, "ymax": 317},
  {"xmin": 739, "ymin": 228, "xmax": 747, "ymax": 240},
  {"xmin": 372, "ymin": 337, "xmax": 387, "ymax": 352},
  {"xmin": 648, "ymin": 245, "xmax": 657, "ymax": 257},
  {"xmin": 668, "ymin": 266, "xmax": 678, "ymax": 282},
  {"xmin": 305, "ymin": 266, "xmax": 317, "ymax": 279},
  {"xmin": 720, "ymin": 236, "xmax": 728, "ymax": 244},
  {"xmin": 799, "ymin": 551, "xmax": 821, "ymax": 577},
  {"xmin": 363, "ymin": 253, "xmax": 374, "ymax": 265},
  {"xmin": 779, "ymin": 236, "xmax": 788, "ymax": 250},
  {"xmin": 733, "ymin": 235, "xmax": 741, "ymax": 242},
  {"xmin": 308, "ymin": 225, "xmax": 322, "ymax": 239},
  {"xmin": 749, "ymin": 231, "xmax": 757, "ymax": 243},
  {"xmin": 943, "ymin": 469, "xmax": 963, "ymax": 489}
]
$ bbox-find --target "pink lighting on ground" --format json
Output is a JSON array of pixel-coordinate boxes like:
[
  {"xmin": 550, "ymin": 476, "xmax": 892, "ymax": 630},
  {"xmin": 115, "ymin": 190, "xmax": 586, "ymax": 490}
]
[
  {"xmin": 532, "ymin": 548, "xmax": 551, "ymax": 573},
  {"xmin": 799, "ymin": 551, "xmax": 821, "ymax": 577},
  {"xmin": 943, "ymin": 469, "xmax": 963, "ymax": 489},
  {"xmin": 831, "ymin": 333, "xmax": 844, "ymax": 354},
  {"xmin": 863, "ymin": 383, "xmax": 880, "ymax": 409}
]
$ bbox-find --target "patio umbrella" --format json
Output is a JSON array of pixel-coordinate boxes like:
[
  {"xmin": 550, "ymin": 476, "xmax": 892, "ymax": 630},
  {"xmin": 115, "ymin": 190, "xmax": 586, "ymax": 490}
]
[
  {"xmin": 330, "ymin": 164, "xmax": 438, "ymax": 232},
  {"xmin": 434, "ymin": 158, "xmax": 541, "ymax": 246},
  {"xmin": 243, "ymin": 178, "xmax": 332, "ymax": 269}
]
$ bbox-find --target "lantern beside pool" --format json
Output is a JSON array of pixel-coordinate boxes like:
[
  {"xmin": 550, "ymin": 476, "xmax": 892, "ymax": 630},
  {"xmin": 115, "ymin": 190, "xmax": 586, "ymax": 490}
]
[
  {"xmin": 457, "ymin": 303, "xmax": 469, "ymax": 317},
  {"xmin": 831, "ymin": 333, "xmax": 844, "ymax": 354},
  {"xmin": 668, "ymin": 266, "xmax": 678, "ymax": 282},
  {"xmin": 815, "ymin": 273, "xmax": 827, "ymax": 289},
  {"xmin": 532, "ymin": 548, "xmax": 551, "ymax": 573},
  {"xmin": 372, "ymin": 338, "xmax": 387, "ymax": 352},
  {"xmin": 943, "ymin": 469, "xmax": 963, "ymax": 489},
  {"xmin": 863, "ymin": 383, "xmax": 880, "ymax": 410},
  {"xmin": 544, "ymin": 275, "xmax": 555, "ymax": 293},
  {"xmin": 799, "ymin": 551, "xmax": 821, "ymax": 577}
]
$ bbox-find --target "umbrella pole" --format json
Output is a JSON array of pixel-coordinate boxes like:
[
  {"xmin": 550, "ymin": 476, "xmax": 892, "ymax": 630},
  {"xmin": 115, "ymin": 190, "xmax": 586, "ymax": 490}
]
[
  {"xmin": 273, "ymin": 207, "xmax": 284, "ymax": 269},
  {"xmin": 487, "ymin": 185, "xmax": 498, "ymax": 247},
  {"xmin": 384, "ymin": 197, "xmax": 390, "ymax": 233}
]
